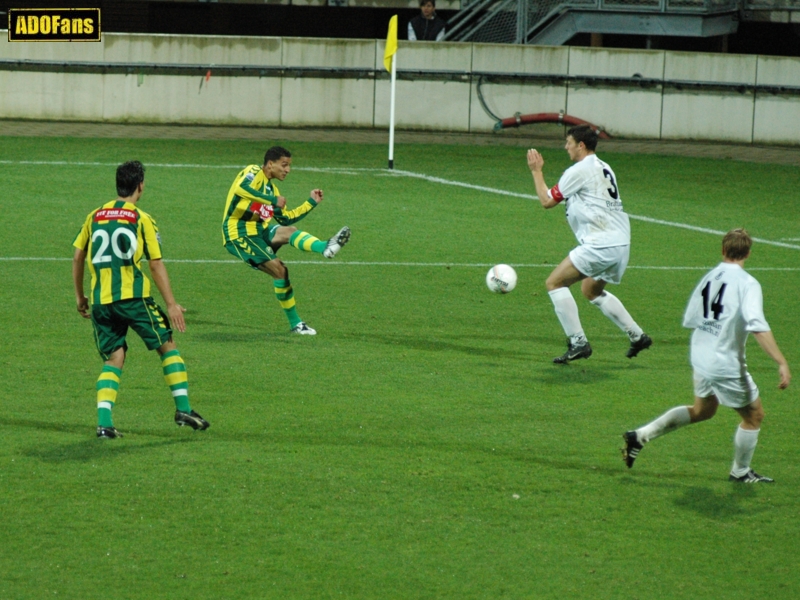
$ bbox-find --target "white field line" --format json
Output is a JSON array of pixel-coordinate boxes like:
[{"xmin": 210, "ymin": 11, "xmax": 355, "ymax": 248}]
[
  {"xmin": 2, "ymin": 159, "xmax": 798, "ymax": 251},
  {"xmin": 1, "ymin": 257, "xmax": 798, "ymax": 271},
  {"xmin": 388, "ymin": 169, "xmax": 800, "ymax": 252},
  {"xmin": 0, "ymin": 160, "xmax": 379, "ymax": 172}
]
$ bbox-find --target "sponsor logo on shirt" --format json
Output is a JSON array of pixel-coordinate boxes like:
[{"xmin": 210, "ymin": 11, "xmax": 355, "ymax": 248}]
[
  {"xmin": 698, "ymin": 320, "xmax": 722, "ymax": 337},
  {"xmin": 94, "ymin": 208, "xmax": 138, "ymax": 223},
  {"xmin": 249, "ymin": 201, "xmax": 274, "ymax": 220}
]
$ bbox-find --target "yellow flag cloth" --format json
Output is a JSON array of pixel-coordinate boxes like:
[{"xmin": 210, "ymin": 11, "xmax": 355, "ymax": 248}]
[{"xmin": 384, "ymin": 15, "xmax": 398, "ymax": 72}]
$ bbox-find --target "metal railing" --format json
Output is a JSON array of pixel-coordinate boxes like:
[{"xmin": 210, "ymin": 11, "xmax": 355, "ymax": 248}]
[{"xmin": 446, "ymin": 0, "xmax": 790, "ymax": 44}]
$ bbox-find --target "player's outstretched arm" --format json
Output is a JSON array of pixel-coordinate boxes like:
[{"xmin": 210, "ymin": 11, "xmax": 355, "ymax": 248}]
[
  {"xmin": 753, "ymin": 330, "xmax": 791, "ymax": 389},
  {"xmin": 526, "ymin": 149, "xmax": 558, "ymax": 209},
  {"xmin": 72, "ymin": 248, "xmax": 91, "ymax": 319},
  {"xmin": 148, "ymin": 258, "xmax": 186, "ymax": 333}
]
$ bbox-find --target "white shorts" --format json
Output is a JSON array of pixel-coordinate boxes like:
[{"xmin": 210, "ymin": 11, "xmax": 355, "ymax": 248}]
[
  {"xmin": 568, "ymin": 244, "xmax": 629, "ymax": 285},
  {"xmin": 693, "ymin": 372, "xmax": 760, "ymax": 408}
]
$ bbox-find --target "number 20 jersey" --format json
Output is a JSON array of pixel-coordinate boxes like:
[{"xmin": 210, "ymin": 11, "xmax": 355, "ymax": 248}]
[
  {"xmin": 682, "ymin": 262, "xmax": 770, "ymax": 379},
  {"xmin": 73, "ymin": 200, "xmax": 162, "ymax": 305},
  {"xmin": 549, "ymin": 154, "xmax": 630, "ymax": 248}
]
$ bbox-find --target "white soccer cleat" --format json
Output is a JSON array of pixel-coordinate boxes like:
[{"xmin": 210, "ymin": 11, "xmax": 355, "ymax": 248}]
[
  {"xmin": 291, "ymin": 322, "xmax": 317, "ymax": 335},
  {"xmin": 323, "ymin": 226, "xmax": 351, "ymax": 259}
]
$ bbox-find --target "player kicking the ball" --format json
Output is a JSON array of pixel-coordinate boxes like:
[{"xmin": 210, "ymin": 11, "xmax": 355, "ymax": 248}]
[
  {"xmin": 222, "ymin": 146, "xmax": 351, "ymax": 335},
  {"xmin": 527, "ymin": 125, "xmax": 651, "ymax": 364},
  {"xmin": 623, "ymin": 229, "xmax": 791, "ymax": 482}
]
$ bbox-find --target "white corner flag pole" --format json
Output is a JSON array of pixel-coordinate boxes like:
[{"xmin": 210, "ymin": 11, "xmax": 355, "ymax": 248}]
[{"xmin": 388, "ymin": 52, "xmax": 397, "ymax": 170}]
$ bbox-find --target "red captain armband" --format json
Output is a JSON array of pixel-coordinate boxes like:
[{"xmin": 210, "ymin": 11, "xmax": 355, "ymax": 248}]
[
  {"xmin": 249, "ymin": 201, "xmax": 274, "ymax": 220},
  {"xmin": 549, "ymin": 185, "xmax": 565, "ymax": 203}
]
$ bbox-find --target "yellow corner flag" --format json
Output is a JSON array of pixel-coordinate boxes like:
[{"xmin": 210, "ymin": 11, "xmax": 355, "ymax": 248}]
[{"xmin": 384, "ymin": 15, "xmax": 398, "ymax": 72}]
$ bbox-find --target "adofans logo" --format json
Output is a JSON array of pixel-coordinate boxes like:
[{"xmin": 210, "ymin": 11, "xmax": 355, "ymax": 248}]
[{"xmin": 8, "ymin": 8, "xmax": 101, "ymax": 42}]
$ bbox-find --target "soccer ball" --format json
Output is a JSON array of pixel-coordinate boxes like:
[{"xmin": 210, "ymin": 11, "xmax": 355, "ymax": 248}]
[{"xmin": 486, "ymin": 264, "xmax": 517, "ymax": 294}]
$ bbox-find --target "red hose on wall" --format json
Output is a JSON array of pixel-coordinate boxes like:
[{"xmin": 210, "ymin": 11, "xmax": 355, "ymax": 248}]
[{"xmin": 493, "ymin": 112, "xmax": 611, "ymax": 138}]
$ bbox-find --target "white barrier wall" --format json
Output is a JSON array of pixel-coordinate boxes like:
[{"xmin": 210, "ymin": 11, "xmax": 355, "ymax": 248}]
[
  {"xmin": 565, "ymin": 48, "xmax": 666, "ymax": 140},
  {"xmin": 468, "ymin": 43, "xmax": 570, "ymax": 132},
  {"xmin": 753, "ymin": 55, "xmax": 800, "ymax": 145},
  {"xmin": 662, "ymin": 51, "xmax": 758, "ymax": 142},
  {"xmin": 2, "ymin": 32, "xmax": 799, "ymax": 144}
]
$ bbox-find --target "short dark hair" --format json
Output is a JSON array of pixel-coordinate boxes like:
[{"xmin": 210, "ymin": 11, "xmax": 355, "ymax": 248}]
[
  {"xmin": 567, "ymin": 124, "xmax": 599, "ymax": 151},
  {"xmin": 722, "ymin": 228, "xmax": 752, "ymax": 260},
  {"xmin": 264, "ymin": 146, "xmax": 291, "ymax": 165},
  {"xmin": 116, "ymin": 161, "xmax": 145, "ymax": 198},
  {"xmin": 420, "ymin": 0, "xmax": 435, "ymax": 6}
]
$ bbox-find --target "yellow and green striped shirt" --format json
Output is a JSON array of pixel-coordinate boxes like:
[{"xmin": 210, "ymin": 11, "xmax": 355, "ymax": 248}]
[
  {"xmin": 73, "ymin": 200, "xmax": 162, "ymax": 305},
  {"xmin": 221, "ymin": 164, "xmax": 318, "ymax": 244}
]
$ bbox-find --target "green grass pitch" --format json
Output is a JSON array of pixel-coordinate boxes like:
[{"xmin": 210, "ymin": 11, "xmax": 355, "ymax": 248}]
[{"xmin": 0, "ymin": 135, "xmax": 798, "ymax": 599}]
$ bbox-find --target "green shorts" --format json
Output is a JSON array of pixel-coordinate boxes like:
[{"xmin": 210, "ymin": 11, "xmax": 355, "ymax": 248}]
[
  {"xmin": 225, "ymin": 226, "xmax": 281, "ymax": 270},
  {"xmin": 91, "ymin": 297, "xmax": 173, "ymax": 360}
]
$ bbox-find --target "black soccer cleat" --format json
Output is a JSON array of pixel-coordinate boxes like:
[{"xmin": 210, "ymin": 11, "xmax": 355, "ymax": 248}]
[
  {"xmin": 729, "ymin": 469, "xmax": 774, "ymax": 483},
  {"xmin": 553, "ymin": 340, "xmax": 592, "ymax": 364},
  {"xmin": 627, "ymin": 333, "xmax": 653, "ymax": 359},
  {"xmin": 97, "ymin": 426, "xmax": 123, "ymax": 439},
  {"xmin": 622, "ymin": 430, "xmax": 643, "ymax": 468},
  {"xmin": 175, "ymin": 410, "xmax": 210, "ymax": 431}
]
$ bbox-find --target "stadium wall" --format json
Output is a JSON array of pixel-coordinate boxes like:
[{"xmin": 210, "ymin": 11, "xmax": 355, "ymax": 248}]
[{"xmin": 1, "ymin": 32, "xmax": 799, "ymax": 144}]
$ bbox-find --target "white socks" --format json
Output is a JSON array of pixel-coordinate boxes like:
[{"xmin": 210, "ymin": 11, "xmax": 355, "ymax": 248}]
[
  {"xmin": 636, "ymin": 412, "xmax": 761, "ymax": 478},
  {"xmin": 590, "ymin": 291, "xmax": 643, "ymax": 341},
  {"xmin": 637, "ymin": 406, "xmax": 691, "ymax": 443},
  {"xmin": 548, "ymin": 287, "xmax": 586, "ymax": 345},
  {"xmin": 731, "ymin": 427, "xmax": 760, "ymax": 477}
]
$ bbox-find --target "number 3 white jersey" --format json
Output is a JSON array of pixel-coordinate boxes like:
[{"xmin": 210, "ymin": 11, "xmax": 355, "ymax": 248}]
[
  {"xmin": 549, "ymin": 154, "xmax": 630, "ymax": 248},
  {"xmin": 682, "ymin": 262, "xmax": 770, "ymax": 379}
]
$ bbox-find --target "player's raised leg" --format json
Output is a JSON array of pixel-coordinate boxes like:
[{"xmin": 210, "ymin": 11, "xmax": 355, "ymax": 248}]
[
  {"xmin": 574, "ymin": 245, "xmax": 651, "ymax": 359},
  {"xmin": 323, "ymin": 226, "xmax": 351, "ymax": 258},
  {"xmin": 587, "ymin": 287, "xmax": 652, "ymax": 358},
  {"xmin": 622, "ymin": 395, "xmax": 715, "ymax": 468},
  {"xmin": 270, "ymin": 224, "xmax": 351, "ymax": 259}
]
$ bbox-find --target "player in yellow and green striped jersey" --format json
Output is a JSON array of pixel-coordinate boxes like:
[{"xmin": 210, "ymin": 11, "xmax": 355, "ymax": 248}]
[
  {"xmin": 72, "ymin": 160, "xmax": 209, "ymax": 438},
  {"xmin": 222, "ymin": 146, "xmax": 351, "ymax": 335}
]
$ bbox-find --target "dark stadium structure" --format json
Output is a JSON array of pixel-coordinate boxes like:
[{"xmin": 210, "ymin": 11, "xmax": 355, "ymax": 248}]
[{"xmin": 1, "ymin": 0, "xmax": 798, "ymax": 57}]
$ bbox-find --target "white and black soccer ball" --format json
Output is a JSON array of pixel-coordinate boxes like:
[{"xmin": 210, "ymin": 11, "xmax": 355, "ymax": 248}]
[{"xmin": 486, "ymin": 264, "xmax": 517, "ymax": 294}]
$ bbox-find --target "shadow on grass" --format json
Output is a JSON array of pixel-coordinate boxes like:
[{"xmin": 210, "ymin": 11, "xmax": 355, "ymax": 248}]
[
  {"xmin": 22, "ymin": 437, "xmax": 197, "ymax": 463},
  {"xmin": 674, "ymin": 485, "xmax": 764, "ymax": 520},
  {"xmin": 194, "ymin": 331, "xmax": 276, "ymax": 343},
  {"xmin": 1, "ymin": 417, "xmax": 89, "ymax": 436},
  {"xmin": 340, "ymin": 333, "xmax": 536, "ymax": 360},
  {"xmin": 535, "ymin": 366, "xmax": 615, "ymax": 385},
  {"xmin": 193, "ymin": 329, "xmax": 302, "ymax": 344},
  {"xmin": 2, "ymin": 417, "xmax": 206, "ymax": 462}
]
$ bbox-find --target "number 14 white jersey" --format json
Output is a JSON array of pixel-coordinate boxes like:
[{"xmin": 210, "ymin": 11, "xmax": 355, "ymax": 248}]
[
  {"xmin": 682, "ymin": 262, "xmax": 770, "ymax": 379},
  {"xmin": 550, "ymin": 154, "xmax": 630, "ymax": 248}
]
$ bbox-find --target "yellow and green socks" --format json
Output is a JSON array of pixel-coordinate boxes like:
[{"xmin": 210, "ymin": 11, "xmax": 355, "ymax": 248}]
[
  {"xmin": 274, "ymin": 278, "xmax": 302, "ymax": 328},
  {"xmin": 289, "ymin": 230, "xmax": 326, "ymax": 254},
  {"xmin": 161, "ymin": 349, "xmax": 191, "ymax": 413},
  {"xmin": 96, "ymin": 365, "xmax": 121, "ymax": 427}
]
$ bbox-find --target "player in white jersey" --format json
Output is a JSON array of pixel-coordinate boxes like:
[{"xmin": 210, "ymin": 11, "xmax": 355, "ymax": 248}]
[
  {"xmin": 527, "ymin": 125, "xmax": 651, "ymax": 364},
  {"xmin": 622, "ymin": 229, "xmax": 791, "ymax": 482}
]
